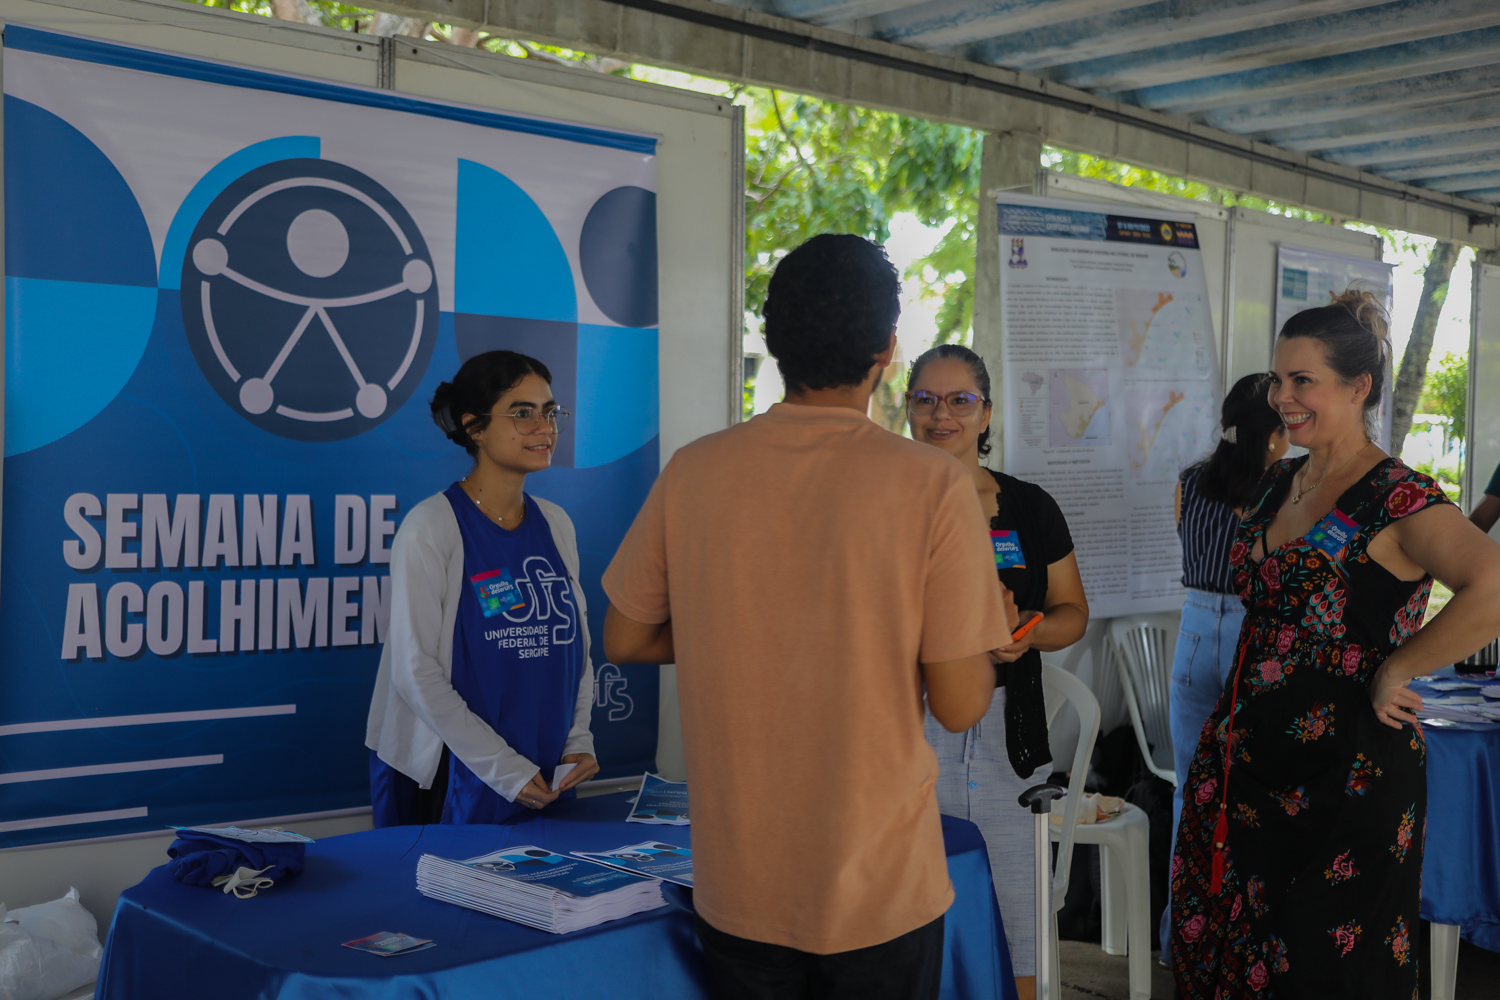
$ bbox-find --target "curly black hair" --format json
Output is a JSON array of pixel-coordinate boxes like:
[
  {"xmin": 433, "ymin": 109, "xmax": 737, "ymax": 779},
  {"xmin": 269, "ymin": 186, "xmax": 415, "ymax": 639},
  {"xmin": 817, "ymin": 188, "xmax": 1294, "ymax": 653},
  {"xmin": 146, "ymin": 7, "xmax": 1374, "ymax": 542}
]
[
  {"xmin": 763, "ymin": 234, "xmax": 901, "ymax": 392},
  {"xmin": 430, "ymin": 350, "xmax": 552, "ymax": 455}
]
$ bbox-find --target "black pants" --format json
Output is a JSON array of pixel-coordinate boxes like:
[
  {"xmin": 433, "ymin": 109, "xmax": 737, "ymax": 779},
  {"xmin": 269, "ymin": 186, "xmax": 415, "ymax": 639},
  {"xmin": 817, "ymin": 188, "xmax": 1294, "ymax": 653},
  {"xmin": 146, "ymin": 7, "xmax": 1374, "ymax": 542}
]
[{"xmin": 694, "ymin": 914, "xmax": 944, "ymax": 1000}]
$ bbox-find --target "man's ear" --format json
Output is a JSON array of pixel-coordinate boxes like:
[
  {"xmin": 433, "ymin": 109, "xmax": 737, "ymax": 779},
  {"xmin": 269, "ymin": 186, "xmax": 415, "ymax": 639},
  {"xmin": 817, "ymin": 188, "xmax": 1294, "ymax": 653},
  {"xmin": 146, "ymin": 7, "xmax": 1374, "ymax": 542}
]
[{"xmin": 874, "ymin": 327, "xmax": 898, "ymax": 370}]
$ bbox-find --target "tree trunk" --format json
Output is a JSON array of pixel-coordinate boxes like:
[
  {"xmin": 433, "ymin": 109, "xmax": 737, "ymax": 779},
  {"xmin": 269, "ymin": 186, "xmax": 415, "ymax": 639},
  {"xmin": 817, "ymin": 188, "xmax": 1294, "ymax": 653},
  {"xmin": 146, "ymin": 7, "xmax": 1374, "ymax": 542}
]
[
  {"xmin": 370, "ymin": 13, "xmax": 426, "ymax": 37},
  {"xmin": 269, "ymin": 0, "xmax": 321, "ymax": 26},
  {"xmin": 1391, "ymin": 240, "xmax": 1461, "ymax": 455}
]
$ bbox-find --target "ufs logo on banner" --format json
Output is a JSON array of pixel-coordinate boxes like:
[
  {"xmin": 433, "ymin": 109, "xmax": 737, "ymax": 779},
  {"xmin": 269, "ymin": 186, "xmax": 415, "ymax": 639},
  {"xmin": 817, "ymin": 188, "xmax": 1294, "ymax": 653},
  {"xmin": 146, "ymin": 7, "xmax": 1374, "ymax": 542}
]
[{"xmin": 181, "ymin": 158, "xmax": 440, "ymax": 441}]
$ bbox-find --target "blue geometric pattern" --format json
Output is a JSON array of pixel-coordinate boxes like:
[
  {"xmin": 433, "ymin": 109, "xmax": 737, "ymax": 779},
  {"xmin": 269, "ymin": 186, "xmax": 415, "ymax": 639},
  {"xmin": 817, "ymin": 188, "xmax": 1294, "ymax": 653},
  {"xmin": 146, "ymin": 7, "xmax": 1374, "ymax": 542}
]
[
  {"xmin": 3, "ymin": 96, "xmax": 158, "ymax": 456},
  {"xmin": 454, "ymin": 161, "xmax": 658, "ymax": 471}
]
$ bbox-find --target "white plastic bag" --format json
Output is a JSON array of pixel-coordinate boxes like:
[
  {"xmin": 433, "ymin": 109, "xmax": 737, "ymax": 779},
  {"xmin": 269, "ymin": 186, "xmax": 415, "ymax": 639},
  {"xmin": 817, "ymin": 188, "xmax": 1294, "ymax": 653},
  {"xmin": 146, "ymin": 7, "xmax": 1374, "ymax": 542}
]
[{"xmin": 0, "ymin": 888, "xmax": 102, "ymax": 1000}]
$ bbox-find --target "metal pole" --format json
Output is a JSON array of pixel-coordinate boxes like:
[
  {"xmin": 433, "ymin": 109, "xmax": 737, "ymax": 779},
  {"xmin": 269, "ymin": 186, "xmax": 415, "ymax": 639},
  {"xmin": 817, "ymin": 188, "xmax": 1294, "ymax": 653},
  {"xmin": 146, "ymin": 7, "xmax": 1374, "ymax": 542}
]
[
  {"xmin": 1034, "ymin": 808, "xmax": 1054, "ymax": 1000},
  {"xmin": 1020, "ymin": 782, "xmax": 1065, "ymax": 1000}
]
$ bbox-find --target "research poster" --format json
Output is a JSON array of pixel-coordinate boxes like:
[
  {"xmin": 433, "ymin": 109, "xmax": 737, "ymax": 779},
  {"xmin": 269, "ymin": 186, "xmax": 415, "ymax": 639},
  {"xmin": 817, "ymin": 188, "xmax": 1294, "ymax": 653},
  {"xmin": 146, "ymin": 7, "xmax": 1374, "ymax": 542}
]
[
  {"xmin": 1275, "ymin": 244, "xmax": 1395, "ymax": 448},
  {"xmin": 998, "ymin": 193, "xmax": 1220, "ymax": 617},
  {"xmin": 1, "ymin": 27, "xmax": 661, "ymax": 847}
]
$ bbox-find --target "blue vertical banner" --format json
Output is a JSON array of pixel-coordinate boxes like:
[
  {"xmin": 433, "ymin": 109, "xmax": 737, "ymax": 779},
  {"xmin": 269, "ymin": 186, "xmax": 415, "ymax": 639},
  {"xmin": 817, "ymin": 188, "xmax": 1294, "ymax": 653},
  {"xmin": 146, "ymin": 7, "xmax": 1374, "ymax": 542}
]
[{"xmin": 0, "ymin": 27, "xmax": 661, "ymax": 848}]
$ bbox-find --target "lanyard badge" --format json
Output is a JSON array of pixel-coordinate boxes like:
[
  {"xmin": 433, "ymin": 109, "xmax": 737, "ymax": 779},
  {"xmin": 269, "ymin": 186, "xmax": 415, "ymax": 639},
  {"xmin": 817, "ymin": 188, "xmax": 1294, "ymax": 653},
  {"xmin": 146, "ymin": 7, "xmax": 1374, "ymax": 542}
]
[
  {"xmin": 1307, "ymin": 509, "xmax": 1359, "ymax": 558},
  {"xmin": 470, "ymin": 567, "xmax": 526, "ymax": 618},
  {"xmin": 990, "ymin": 530, "xmax": 1026, "ymax": 569}
]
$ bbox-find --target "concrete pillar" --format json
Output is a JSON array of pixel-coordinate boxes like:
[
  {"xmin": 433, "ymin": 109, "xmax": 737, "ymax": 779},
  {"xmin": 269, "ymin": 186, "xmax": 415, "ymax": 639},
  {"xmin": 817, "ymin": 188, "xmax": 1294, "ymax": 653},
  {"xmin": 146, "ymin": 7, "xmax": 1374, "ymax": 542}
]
[{"xmin": 973, "ymin": 130, "xmax": 1042, "ymax": 470}]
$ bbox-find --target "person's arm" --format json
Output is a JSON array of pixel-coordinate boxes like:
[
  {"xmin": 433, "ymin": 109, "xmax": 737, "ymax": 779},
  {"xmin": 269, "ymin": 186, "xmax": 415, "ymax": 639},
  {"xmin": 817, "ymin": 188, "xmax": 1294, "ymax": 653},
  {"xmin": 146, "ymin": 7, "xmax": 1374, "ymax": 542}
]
[
  {"xmin": 604, "ymin": 605, "xmax": 675, "ymax": 664},
  {"xmin": 386, "ymin": 509, "xmax": 542, "ymax": 802},
  {"xmin": 918, "ymin": 467, "xmax": 1014, "ymax": 727},
  {"xmin": 923, "ymin": 653, "xmax": 997, "ymax": 732},
  {"xmin": 1471, "ymin": 493, "xmax": 1500, "ymax": 534},
  {"xmin": 1370, "ymin": 503, "xmax": 1500, "ymax": 728},
  {"xmin": 601, "ymin": 471, "xmax": 674, "ymax": 667},
  {"xmin": 1175, "ymin": 480, "xmax": 1183, "ymax": 526},
  {"xmin": 555, "ymin": 649, "xmax": 599, "ymax": 792}
]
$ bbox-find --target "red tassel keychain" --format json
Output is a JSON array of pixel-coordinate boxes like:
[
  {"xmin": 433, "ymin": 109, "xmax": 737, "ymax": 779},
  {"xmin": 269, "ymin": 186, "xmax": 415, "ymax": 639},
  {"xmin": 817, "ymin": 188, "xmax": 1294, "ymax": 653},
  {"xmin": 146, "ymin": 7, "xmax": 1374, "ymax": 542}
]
[{"xmin": 1210, "ymin": 644, "xmax": 1249, "ymax": 896}]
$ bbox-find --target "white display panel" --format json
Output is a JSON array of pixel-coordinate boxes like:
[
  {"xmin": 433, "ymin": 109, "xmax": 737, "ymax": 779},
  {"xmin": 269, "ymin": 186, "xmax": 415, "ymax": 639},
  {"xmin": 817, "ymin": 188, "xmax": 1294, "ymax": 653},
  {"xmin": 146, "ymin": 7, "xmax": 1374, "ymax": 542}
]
[{"xmin": 1468, "ymin": 262, "xmax": 1500, "ymax": 523}]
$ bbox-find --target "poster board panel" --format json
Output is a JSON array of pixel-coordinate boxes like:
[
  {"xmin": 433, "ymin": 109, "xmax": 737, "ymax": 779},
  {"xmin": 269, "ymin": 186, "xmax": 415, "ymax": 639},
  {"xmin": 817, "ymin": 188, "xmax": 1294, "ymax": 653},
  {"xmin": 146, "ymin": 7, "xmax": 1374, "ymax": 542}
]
[
  {"xmin": 997, "ymin": 191, "xmax": 1220, "ymax": 618},
  {"xmin": 0, "ymin": 1, "xmax": 736, "ymax": 847},
  {"xmin": 1469, "ymin": 262, "xmax": 1500, "ymax": 524}
]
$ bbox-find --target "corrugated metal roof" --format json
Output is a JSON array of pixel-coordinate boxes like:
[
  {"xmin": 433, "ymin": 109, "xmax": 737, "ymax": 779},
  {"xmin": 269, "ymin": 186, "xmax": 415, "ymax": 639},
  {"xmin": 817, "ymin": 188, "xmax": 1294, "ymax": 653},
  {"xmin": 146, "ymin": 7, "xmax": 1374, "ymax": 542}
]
[{"xmin": 755, "ymin": 0, "xmax": 1500, "ymax": 210}]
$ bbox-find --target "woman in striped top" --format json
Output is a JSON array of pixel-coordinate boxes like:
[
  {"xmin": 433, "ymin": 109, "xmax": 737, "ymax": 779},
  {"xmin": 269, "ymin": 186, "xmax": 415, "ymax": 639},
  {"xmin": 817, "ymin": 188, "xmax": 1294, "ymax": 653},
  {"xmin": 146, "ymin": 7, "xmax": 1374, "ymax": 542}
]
[{"xmin": 1159, "ymin": 373, "xmax": 1286, "ymax": 956}]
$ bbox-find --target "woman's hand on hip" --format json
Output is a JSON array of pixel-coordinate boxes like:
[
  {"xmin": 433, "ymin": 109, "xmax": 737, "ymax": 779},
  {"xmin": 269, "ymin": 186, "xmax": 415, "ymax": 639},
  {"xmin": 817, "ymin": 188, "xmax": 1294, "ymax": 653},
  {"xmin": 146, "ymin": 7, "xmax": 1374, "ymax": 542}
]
[
  {"xmin": 555, "ymin": 753, "xmax": 599, "ymax": 792},
  {"xmin": 517, "ymin": 772, "xmax": 561, "ymax": 810},
  {"xmin": 1370, "ymin": 662, "xmax": 1423, "ymax": 730}
]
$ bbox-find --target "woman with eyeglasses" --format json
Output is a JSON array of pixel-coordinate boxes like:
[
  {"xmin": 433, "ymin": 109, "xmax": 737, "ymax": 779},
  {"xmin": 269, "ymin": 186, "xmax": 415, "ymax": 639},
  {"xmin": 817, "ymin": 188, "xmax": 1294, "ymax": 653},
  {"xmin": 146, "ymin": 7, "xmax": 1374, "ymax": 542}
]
[
  {"xmin": 365, "ymin": 350, "xmax": 599, "ymax": 826},
  {"xmin": 906, "ymin": 344, "xmax": 1089, "ymax": 1000}
]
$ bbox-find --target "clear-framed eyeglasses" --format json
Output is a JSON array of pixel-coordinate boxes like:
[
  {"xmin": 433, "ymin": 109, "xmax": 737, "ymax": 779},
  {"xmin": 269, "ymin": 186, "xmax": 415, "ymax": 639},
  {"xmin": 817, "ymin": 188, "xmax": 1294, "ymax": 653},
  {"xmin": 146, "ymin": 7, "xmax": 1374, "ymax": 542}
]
[
  {"xmin": 904, "ymin": 390, "xmax": 983, "ymax": 417},
  {"xmin": 498, "ymin": 406, "xmax": 571, "ymax": 435}
]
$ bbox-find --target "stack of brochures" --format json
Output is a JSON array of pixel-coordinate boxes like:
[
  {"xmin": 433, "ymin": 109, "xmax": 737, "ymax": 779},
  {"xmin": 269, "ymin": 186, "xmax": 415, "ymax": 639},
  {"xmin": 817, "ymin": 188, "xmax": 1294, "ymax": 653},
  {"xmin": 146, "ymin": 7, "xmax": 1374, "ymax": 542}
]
[{"xmin": 416, "ymin": 845, "xmax": 666, "ymax": 934}]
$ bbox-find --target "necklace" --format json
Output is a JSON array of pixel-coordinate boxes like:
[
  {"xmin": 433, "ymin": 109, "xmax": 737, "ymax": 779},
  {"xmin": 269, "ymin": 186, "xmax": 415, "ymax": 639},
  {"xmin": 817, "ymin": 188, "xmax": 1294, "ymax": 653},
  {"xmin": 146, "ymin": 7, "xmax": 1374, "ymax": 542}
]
[
  {"xmin": 1290, "ymin": 441, "xmax": 1371, "ymax": 505},
  {"xmin": 463, "ymin": 477, "xmax": 524, "ymax": 525}
]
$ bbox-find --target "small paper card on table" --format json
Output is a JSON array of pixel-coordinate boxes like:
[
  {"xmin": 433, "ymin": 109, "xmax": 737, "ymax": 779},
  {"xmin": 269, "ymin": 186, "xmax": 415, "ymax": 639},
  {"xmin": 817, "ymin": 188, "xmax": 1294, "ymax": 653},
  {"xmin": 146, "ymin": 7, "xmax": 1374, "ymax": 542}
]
[
  {"xmin": 627, "ymin": 773, "xmax": 689, "ymax": 825},
  {"xmin": 342, "ymin": 932, "xmax": 435, "ymax": 957},
  {"xmin": 573, "ymin": 842, "xmax": 694, "ymax": 887}
]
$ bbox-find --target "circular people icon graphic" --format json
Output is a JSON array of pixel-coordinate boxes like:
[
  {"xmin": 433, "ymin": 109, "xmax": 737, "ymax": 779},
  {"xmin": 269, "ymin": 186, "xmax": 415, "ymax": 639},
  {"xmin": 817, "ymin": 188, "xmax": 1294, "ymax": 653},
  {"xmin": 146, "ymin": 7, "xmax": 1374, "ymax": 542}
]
[{"xmin": 180, "ymin": 158, "xmax": 439, "ymax": 441}]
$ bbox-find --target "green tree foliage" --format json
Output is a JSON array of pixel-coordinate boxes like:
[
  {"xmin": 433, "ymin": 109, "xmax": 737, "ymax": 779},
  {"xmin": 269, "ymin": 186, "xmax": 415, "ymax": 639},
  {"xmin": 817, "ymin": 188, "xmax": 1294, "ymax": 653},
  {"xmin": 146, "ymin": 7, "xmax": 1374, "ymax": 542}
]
[
  {"xmin": 1418, "ymin": 352, "xmax": 1468, "ymax": 445},
  {"xmin": 742, "ymin": 91, "xmax": 979, "ymax": 329}
]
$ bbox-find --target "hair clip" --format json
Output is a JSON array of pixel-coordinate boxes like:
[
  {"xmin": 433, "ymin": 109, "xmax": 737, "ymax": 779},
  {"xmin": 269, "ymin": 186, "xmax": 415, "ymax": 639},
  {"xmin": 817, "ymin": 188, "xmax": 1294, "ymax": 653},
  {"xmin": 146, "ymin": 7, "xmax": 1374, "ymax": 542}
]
[{"xmin": 1221, "ymin": 426, "xmax": 1238, "ymax": 444}]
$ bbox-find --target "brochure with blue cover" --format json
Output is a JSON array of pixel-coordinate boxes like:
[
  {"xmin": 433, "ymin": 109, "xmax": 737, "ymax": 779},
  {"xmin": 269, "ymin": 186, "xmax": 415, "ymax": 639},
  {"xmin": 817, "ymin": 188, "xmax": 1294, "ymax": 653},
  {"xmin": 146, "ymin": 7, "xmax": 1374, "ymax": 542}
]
[
  {"xmin": 416, "ymin": 845, "xmax": 666, "ymax": 934},
  {"xmin": 627, "ymin": 773, "xmax": 689, "ymax": 825},
  {"xmin": 573, "ymin": 842, "xmax": 694, "ymax": 887},
  {"xmin": 430, "ymin": 846, "xmax": 646, "ymax": 897}
]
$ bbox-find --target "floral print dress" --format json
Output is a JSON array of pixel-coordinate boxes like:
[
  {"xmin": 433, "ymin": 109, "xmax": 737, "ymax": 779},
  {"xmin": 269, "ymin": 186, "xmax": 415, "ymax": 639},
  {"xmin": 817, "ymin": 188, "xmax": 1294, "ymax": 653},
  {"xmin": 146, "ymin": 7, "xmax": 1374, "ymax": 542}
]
[{"xmin": 1170, "ymin": 457, "xmax": 1451, "ymax": 999}]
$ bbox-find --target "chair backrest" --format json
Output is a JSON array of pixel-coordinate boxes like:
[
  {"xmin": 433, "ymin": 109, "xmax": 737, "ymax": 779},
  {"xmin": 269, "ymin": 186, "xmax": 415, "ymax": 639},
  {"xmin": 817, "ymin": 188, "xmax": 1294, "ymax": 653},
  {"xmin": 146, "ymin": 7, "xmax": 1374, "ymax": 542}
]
[
  {"xmin": 1108, "ymin": 613, "xmax": 1180, "ymax": 785},
  {"xmin": 1041, "ymin": 663, "xmax": 1101, "ymax": 908}
]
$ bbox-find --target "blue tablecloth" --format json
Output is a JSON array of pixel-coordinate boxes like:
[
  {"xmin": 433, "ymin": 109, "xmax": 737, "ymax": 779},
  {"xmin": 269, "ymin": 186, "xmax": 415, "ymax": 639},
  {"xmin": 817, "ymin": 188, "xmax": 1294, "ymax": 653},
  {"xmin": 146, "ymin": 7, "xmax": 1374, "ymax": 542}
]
[
  {"xmin": 1423, "ymin": 723, "xmax": 1500, "ymax": 952},
  {"xmin": 97, "ymin": 793, "xmax": 1019, "ymax": 1000}
]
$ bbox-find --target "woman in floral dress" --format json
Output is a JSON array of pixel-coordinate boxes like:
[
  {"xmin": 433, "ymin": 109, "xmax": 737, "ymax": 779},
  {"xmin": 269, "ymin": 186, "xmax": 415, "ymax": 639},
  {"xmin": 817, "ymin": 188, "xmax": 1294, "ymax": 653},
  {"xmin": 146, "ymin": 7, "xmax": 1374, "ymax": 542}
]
[{"xmin": 1170, "ymin": 290, "xmax": 1500, "ymax": 999}]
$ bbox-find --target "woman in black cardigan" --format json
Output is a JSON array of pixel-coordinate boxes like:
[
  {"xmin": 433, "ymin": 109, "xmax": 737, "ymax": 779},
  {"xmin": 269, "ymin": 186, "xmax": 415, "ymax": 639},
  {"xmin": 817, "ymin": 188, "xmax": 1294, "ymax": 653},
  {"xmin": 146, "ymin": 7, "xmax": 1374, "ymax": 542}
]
[{"xmin": 907, "ymin": 344, "xmax": 1089, "ymax": 1000}]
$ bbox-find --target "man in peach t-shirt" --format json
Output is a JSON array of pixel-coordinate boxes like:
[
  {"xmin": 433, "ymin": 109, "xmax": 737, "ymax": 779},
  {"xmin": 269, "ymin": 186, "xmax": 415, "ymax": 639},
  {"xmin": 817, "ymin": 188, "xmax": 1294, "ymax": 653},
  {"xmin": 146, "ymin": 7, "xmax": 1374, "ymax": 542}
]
[{"xmin": 603, "ymin": 235, "xmax": 1015, "ymax": 1000}]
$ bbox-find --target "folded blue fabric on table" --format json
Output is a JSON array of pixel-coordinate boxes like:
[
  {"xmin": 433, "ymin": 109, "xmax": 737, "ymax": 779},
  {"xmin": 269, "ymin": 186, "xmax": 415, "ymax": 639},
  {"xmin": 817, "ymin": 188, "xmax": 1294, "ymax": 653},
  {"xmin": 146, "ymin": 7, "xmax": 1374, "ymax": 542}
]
[{"xmin": 166, "ymin": 832, "xmax": 306, "ymax": 886}]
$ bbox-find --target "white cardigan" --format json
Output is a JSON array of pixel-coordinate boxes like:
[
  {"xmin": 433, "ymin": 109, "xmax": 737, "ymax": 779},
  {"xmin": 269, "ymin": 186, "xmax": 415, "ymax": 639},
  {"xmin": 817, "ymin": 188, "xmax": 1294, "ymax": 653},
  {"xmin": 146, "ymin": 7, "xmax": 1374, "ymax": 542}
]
[{"xmin": 364, "ymin": 491, "xmax": 596, "ymax": 802}]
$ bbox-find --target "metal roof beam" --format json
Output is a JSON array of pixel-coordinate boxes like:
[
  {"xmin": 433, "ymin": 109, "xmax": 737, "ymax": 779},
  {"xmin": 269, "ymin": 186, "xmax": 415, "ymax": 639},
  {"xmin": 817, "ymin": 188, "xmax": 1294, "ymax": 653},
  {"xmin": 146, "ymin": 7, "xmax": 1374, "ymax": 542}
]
[
  {"xmin": 360, "ymin": 0, "xmax": 1500, "ymax": 240},
  {"xmin": 1262, "ymin": 93, "xmax": 1500, "ymax": 153},
  {"xmin": 768, "ymin": 0, "xmax": 911, "ymax": 22},
  {"xmin": 1384, "ymin": 154, "xmax": 1500, "ymax": 183},
  {"xmin": 1052, "ymin": 0, "xmax": 1500, "ymax": 93},
  {"xmin": 1459, "ymin": 187, "xmax": 1500, "ymax": 202},
  {"xmin": 853, "ymin": 0, "xmax": 1150, "ymax": 49},
  {"xmin": 1129, "ymin": 26, "xmax": 1500, "ymax": 115},
  {"xmin": 1324, "ymin": 126, "xmax": 1500, "ymax": 168},
  {"xmin": 1200, "ymin": 63, "xmax": 1500, "ymax": 134},
  {"xmin": 963, "ymin": 0, "xmax": 1385, "ymax": 71},
  {"xmin": 1424, "ymin": 172, "xmax": 1500, "ymax": 195}
]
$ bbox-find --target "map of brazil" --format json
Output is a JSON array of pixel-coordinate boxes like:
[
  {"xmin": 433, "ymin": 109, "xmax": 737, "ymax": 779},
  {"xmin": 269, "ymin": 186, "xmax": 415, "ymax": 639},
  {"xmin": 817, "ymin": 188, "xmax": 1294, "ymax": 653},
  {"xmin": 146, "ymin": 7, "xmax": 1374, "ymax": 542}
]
[
  {"xmin": 1128, "ymin": 384, "xmax": 1215, "ymax": 476},
  {"xmin": 1050, "ymin": 368, "xmax": 1111, "ymax": 447},
  {"xmin": 1116, "ymin": 289, "xmax": 1213, "ymax": 375}
]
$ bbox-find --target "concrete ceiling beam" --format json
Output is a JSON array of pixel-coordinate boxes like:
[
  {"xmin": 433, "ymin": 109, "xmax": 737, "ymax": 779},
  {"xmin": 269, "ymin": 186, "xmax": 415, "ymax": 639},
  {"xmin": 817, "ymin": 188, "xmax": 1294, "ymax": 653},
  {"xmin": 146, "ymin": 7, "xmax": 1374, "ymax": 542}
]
[{"xmin": 368, "ymin": 0, "xmax": 1500, "ymax": 245}]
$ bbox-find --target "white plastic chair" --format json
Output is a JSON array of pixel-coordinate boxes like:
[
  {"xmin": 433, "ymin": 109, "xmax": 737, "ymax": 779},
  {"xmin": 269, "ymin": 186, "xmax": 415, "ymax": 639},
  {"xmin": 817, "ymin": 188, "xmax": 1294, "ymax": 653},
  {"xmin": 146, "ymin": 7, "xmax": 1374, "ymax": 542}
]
[
  {"xmin": 1431, "ymin": 922, "xmax": 1460, "ymax": 1000},
  {"xmin": 1043, "ymin": 662, "xmax": 1153, "ymax": 1000},
  {"xmin": 1109, "ymin": 614, "xmax": 1180, "ymax": 786}
]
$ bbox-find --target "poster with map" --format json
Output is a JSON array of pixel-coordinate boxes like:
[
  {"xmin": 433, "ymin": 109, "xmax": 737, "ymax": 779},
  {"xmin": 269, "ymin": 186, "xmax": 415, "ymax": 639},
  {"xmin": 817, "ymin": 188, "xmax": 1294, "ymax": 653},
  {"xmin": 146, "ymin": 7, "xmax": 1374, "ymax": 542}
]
[{"xmin": 998, "ymin": 193, "xmax": 1219, "ymax": 617}]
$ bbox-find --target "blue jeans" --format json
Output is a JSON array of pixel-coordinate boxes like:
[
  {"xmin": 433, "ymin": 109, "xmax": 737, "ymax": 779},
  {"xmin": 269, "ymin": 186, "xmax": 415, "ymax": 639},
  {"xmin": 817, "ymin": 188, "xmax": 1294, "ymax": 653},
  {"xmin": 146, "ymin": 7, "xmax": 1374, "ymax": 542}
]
[{"xmin": 1159, "ymin": 589, "xmax": 1245, "ymax": 954}]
